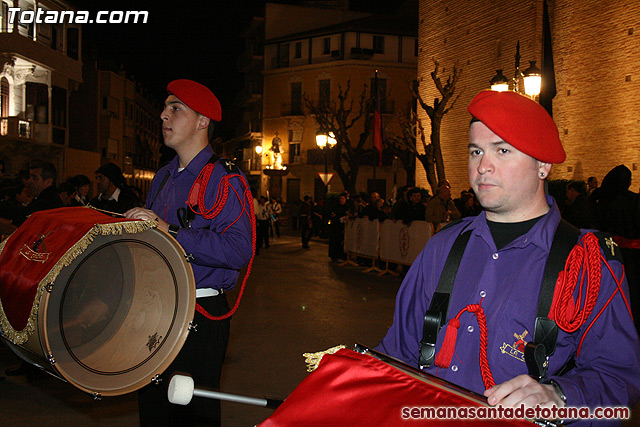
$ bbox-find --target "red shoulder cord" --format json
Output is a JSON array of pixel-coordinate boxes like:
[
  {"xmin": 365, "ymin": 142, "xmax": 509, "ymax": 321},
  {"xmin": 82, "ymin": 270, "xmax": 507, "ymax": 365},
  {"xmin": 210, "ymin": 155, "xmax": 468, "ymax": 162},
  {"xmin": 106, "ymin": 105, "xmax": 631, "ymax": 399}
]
[
  {"xmin": 186, "ymin": 162, "xmax": 256, "ymax": 321},
  {"xmin": 433, "ymin": 232, "xmax": 634, "ymax": 388},
  {"xmin": 549, "ymin": 232, "xmax": 633, "ymax": 356}
]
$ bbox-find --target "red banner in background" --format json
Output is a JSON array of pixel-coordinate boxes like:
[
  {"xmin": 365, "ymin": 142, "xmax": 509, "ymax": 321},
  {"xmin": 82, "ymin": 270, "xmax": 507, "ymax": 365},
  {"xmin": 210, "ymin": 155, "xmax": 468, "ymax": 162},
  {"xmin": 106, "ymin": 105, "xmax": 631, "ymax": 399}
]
[{"xmin": 373, "ymin": 72, "xmax": 383, "ymax": 167}]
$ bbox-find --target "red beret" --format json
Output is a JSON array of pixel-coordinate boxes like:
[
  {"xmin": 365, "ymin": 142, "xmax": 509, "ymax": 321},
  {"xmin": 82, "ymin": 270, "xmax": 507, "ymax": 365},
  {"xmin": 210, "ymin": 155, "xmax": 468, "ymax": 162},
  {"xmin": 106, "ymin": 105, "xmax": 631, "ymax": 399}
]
[
  {"xmin": 167, "ymin": 79, "xmax": 222, "ymax": 122},
  {"xmin": 467, "ymin": 90, "xmax": 565, "ymax": 163}
]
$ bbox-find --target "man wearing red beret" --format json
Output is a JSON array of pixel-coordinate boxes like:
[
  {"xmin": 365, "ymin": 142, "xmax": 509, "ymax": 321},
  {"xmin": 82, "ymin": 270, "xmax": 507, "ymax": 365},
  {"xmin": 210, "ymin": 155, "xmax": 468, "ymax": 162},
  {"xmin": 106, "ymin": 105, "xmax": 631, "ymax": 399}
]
[
  {"xmin": 125, "ymin": 79, "xmax": 253, "ymax": 426},
  {"xmin": 377, "ymin": 91, "xmax": 640, "ymax": 425}
]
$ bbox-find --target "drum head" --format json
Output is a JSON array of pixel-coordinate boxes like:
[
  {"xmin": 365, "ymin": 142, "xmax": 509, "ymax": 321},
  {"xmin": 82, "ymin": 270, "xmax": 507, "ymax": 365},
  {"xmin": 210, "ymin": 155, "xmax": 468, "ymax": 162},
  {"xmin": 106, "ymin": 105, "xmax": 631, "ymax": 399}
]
[{"xmin": 40, "ymin": 228, "xmax": 195, "ymax": 396}]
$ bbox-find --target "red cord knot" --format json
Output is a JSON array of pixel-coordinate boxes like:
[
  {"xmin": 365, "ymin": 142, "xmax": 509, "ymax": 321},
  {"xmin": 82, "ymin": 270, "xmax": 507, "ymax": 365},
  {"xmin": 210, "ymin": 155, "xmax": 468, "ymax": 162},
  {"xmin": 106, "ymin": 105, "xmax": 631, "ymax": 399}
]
[{"xmin": 466, "ymin": 303, "xmax": 481, "ymax": 313}]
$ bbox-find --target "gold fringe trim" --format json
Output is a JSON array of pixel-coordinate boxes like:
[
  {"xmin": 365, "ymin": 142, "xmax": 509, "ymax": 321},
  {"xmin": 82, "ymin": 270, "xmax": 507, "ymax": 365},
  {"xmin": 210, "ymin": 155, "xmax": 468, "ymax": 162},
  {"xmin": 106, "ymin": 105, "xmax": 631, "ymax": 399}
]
[
  {"xmin": 303, "ymin": 345, "xmax": 346, "ymax": 372},
  {"xmin": 0, "ymin": 217, "xmax": 157, "ymax": 345}
]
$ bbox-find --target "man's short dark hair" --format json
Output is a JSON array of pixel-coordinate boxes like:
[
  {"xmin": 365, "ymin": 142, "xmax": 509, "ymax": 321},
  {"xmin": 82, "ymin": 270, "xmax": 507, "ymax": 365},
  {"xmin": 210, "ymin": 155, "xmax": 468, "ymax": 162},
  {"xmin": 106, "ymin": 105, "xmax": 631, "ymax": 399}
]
[
  {"xmin": 207, "ymin": 122, "xmax": 216, "ymax": 143},
  {"xmin": 29, "ymin": 160, "xmax": 57, "ymax": 185},
  {"xmin": 58, "ymin": 180, "xmax": 76, "ymax": 196},
  {"xmin": 71, "ymin": 174, "xmax": 91, "ymax": 188},
  {"xmin": 587, "ymin": 176, "xmax": 597, "ymax": 185}
]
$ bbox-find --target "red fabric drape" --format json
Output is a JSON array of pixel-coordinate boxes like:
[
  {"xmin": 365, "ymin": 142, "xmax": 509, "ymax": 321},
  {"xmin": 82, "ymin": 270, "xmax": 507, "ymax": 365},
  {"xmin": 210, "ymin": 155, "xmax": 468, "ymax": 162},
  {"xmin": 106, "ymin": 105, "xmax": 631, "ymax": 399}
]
[
  {"xmin": 259, "ymin": 349, "xmax": 535, "ymax": 427},
  {"xmin": 0, "ymin": 207, "xmax": 139, "ymax": 331}
]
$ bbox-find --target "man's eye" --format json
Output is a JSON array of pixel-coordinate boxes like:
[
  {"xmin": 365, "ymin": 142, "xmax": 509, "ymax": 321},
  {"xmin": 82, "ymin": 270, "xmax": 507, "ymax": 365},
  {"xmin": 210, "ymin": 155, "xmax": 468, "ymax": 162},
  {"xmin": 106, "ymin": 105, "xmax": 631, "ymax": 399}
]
[
  {"xmin": 498, "ymin": 148, "xmax": 510, "ymax": 154},
  {"xmin": 470, "ymin": 149, "xmax": 482, "ymax": 156}
]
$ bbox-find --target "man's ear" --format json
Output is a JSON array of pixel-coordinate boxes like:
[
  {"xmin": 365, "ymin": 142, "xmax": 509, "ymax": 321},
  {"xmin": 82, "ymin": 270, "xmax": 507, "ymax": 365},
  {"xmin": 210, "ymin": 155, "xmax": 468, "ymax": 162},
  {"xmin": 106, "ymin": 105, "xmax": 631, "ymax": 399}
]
[
  {"xmin": 538, "ymin": 162, "xmax": 552, "ymax": 179},
  {"xmin": 197, "ymin": 115, "xmax": 210, "ymax": 130}
]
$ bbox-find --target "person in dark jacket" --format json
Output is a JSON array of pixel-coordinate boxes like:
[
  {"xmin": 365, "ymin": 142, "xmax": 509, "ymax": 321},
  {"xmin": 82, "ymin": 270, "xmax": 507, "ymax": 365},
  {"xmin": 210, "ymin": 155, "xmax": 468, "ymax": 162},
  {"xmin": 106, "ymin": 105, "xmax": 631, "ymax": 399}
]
[
  {"xmin": 590, "ymin": 164, "xmax": 640, "ymax": 333},
  {"xmin": 328, "ymin": 193, "xmax": 348, "ymax": 261},
  {"xmin": 90, "ymin": 163, "xmax": 140, "ymax": 213},
  {"xmin": 561, "ymin": 181, "xmax": 590, "ymax": 229},
  {"xmin": 20, "ymin": 160, "xmax": 63, "ymax": 224}
]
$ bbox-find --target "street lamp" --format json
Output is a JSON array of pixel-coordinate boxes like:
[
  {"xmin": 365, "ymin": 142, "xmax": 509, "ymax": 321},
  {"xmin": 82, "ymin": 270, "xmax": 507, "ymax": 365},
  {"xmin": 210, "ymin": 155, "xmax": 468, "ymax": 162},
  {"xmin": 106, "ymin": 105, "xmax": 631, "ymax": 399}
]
[
  {"xmin": 489, "ymin": 42, "xmax": 542, "ymax": 99},
  {"xmin": 316, "ymin": 130, "xmax": 337, "ymax": 192},
  {"xmin": 522, "ymin": 61, "xmax": 542, "ymax": 98},
  {"xmin": 489, "ymin": 69, "xmax": 510, "ymax": 92}
]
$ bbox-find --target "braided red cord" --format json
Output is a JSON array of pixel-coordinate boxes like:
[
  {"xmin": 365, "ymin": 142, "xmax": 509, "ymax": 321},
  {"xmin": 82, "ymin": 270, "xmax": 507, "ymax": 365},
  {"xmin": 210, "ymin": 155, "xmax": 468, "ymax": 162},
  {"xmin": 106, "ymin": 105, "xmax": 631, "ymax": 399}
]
[
  {"xmin": 433, "ymin": 301, "xmax": 495, "ymax": 389},
  {"xmin": 469, "ymin": 303, "xmax": 495, "ymax": 389},
  {"xmin": 551, "ymin": 233, "xmax": 602, "ymax": 333},
  {"xmin": 187, "ymin": 163, "xmax": 257, "ymax": 321}
]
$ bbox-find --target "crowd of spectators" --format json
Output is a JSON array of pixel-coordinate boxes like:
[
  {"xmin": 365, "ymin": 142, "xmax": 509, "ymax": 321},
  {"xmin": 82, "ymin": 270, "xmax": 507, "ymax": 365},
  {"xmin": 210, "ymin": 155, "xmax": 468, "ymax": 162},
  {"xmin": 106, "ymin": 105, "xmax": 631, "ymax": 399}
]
[{"xmin": 0, "ymin": 159, "xmax": 142, "ymax": 238}]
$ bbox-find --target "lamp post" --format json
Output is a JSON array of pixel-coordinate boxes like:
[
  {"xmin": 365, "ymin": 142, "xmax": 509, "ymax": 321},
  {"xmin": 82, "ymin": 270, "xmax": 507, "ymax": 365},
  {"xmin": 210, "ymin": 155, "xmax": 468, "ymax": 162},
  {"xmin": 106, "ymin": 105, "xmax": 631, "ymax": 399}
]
[
  {"xmin": 316, "ymin": 130, "xmax": 337, "ymax": 192},
  {"xmin": 490, "ymin": 41, "xmax": 542, "ymax": 99},
  {"xmin": 255, "ymin": 144, "xmax": 263, "ymax": 170}
]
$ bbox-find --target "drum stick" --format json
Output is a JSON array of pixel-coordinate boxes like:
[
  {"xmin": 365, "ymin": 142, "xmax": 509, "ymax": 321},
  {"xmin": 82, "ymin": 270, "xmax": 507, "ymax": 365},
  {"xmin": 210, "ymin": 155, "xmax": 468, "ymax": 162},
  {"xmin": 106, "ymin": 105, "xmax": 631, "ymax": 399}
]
[{"xmin": 168, "ymin": 374, "xmax": 283, "ymax": 409}]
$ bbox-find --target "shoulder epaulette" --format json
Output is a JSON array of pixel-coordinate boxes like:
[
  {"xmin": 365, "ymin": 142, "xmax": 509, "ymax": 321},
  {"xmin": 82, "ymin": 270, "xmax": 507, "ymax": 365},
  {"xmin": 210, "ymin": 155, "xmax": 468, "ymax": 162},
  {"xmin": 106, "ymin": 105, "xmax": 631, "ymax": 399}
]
[
  {"xmin": 593, "ymin": 231, "xmax": 624, "ymax": 262},
  {"xmin": 218, "ymin": 158, "xmax": 240, "ymax": 174},
  {"xmin": 206, "ymin": 153, "xmax": 240, "ymax": 174}
]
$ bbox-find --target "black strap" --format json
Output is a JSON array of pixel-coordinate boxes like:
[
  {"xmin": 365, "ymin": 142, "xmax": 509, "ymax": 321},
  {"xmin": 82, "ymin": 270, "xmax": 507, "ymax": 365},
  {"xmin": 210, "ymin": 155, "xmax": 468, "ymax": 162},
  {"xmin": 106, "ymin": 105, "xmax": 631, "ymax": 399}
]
[
  {"xmin": 525, "ymin": 219, "xmax": 580, "ymax": 380},
  {"xmin": 419, "ymin": 228, "xmax": 471, "ymax": 367},
  {"xmin": 148, "ymin": 171, "xmax": 171, "ymax": 210},
  {"xmin": 538, "ymin": 220, "xmax": 580, "ymax": 319}
]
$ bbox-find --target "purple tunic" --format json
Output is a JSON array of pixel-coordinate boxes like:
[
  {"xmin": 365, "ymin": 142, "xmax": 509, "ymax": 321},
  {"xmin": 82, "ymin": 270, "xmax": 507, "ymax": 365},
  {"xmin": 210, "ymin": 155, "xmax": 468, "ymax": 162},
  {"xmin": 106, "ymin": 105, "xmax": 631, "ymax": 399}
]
[
  {"xmin": 377, "ymin": 197, "xmax": 640, "ymax": 425},
  {"xmin": 146, "ymin": 145, "xmax": 253, "ymax": 291}
]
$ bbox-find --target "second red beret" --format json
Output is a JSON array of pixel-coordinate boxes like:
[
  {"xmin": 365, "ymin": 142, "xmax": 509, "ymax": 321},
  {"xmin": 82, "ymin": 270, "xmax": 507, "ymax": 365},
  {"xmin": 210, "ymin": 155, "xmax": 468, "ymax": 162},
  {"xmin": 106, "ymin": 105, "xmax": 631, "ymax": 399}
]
[{"xmin": 167, "ymin": 79, "xmax": 222, "ymax": 122}]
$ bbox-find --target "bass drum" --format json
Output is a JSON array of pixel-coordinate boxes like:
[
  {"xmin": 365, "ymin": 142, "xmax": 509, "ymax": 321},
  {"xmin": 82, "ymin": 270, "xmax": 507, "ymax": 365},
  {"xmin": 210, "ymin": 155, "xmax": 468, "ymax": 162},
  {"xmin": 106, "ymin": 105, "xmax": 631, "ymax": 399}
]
[{"xmin": 3, "ymin": 228, "xmax": 195, "ymax": 397}]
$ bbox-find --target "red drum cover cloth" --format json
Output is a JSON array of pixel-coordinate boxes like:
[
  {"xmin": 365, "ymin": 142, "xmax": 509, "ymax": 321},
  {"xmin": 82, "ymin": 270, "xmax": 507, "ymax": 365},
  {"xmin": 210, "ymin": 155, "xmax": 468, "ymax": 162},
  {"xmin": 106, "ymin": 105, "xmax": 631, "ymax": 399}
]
[
  {"xmin": 0, "ymin": 207, "xmax": 143, "ymax": 332},
  {"xmin": 259, "ymin": 349, "xmax": 535, "ymax": 427}
]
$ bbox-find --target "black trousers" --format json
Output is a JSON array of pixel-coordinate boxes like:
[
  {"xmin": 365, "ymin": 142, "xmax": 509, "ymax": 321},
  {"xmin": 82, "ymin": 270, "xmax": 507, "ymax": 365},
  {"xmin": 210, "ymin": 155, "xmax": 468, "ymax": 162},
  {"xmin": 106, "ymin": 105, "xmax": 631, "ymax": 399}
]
[
  {"xmin": 301, "ymin": 218, "xmax": 312, "ymax": 248},
  {"xmin": 138, "ymin": 294, "xmax": 231, "ymax": 427},
  {"xmin": 256, "ymin": 219, "xmax": 270, "ymax": 250}
]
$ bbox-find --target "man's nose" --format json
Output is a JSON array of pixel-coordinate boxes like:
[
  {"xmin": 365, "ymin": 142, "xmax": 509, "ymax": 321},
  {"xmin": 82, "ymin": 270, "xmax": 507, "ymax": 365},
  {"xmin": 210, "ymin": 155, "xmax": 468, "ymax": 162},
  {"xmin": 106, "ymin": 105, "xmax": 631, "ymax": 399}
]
[{"xmin": 477, "ymin": 155, "xmax": 494, "ymax": 174}]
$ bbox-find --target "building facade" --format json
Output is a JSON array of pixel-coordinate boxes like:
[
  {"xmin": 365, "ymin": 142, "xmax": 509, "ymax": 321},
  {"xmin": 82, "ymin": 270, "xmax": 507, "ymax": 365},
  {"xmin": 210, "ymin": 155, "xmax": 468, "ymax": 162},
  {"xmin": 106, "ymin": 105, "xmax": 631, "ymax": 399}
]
[
  {"xmin": 417, "ymin": 0, "xmax": 640, "ymax": 193},
  {"xmin": 0, "ymin": 0, "xmax": 87, "ymax": 181},
  {"xmin": 69, "ymin": 63, "xmax": 161, "ymax": 199},
  {"xmin": 260, "ymin": 1, "xmax": 417, "ymax": 203}
]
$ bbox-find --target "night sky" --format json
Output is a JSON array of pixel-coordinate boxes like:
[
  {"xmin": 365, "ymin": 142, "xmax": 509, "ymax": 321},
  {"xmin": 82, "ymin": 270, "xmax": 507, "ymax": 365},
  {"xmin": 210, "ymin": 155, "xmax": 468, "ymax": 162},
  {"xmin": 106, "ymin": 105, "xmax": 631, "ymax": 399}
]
[
  {"xmin": 69, "ymin": 0, "xmax": 397, "ymax": 108},
  {"xmin": 73, "ymin": 1, "xmax": 272, "ymax": 106},
  {"xmin": 73, "ymin": 1, "xmax": 396, "ymax": 107}
]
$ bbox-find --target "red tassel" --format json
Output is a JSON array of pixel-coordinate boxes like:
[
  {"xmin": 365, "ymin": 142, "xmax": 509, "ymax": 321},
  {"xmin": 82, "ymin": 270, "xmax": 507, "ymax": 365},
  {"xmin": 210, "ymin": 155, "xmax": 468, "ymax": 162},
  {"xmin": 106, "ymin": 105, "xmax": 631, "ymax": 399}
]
[{"xmin": 434, "ymin": 318, "xmax": 460, "ymax": 368}]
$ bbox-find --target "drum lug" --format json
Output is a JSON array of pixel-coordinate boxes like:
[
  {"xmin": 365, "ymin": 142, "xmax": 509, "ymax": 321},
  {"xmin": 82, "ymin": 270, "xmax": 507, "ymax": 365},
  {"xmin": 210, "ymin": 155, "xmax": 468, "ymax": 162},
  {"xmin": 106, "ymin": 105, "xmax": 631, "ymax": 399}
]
[
  {"xmin": 47, "ymin": 353, "xmax": 55, "ymax": 365},
  {"xmin": 188, "ymin": 321, "xmax": 198, "ymax": 332},
  {"xmin": 44, "ymin": 282, "xmax": 54, "ymax": 293},
  {"xmin": 185, "ymin": 253, "xmax": 195, "ymax": 262},
  {"xmin": 92, "ymin": 392, "xmax": 102, "ymax": 401},
  {"xmin": 151, "ymin": 374, "xmax": 163, "ymax": 385}
]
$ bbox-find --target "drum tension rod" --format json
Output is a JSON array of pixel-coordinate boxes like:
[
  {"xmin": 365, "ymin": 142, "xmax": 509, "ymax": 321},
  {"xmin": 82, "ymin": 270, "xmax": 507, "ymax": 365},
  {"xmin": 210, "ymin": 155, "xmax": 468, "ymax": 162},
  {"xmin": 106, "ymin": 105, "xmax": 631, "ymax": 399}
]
[
  {"xmin": 44, "ymin": 282, "xmax": 54, "ymax": 293},
  {"xmin": 92, "ymin": 392, "xmax": 102, "ymax": 401},
  {"xmin": 188, "ymin": 321, "xmax": 198, "ymax": 332},
  {"xmin": 47, "ymin": 353, "xmax": 55, "ymax": 365},
  {"xmin": 151, "ymin": 374, "xmax": 163, "ymax": 385},
  {"xmin": 185, "ymin": 253, "xmax": 195, "ymax": 262}
]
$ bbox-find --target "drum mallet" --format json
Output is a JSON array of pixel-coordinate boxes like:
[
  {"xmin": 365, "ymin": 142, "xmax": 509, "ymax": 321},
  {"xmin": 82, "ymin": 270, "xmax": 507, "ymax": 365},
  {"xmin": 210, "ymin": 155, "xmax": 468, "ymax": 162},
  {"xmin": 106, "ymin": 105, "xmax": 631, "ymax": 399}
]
[{"xmin": 168, "ymin": 374, "xmax": 284, "ymax": 409}]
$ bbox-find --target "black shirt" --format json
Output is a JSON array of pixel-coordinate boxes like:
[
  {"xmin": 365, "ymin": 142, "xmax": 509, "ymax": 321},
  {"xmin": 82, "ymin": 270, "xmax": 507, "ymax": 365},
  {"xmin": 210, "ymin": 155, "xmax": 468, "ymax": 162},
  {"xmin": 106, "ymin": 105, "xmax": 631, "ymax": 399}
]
[{"xmin": 487, "ymin": 215, "xmax": 544, "ymax": 250}]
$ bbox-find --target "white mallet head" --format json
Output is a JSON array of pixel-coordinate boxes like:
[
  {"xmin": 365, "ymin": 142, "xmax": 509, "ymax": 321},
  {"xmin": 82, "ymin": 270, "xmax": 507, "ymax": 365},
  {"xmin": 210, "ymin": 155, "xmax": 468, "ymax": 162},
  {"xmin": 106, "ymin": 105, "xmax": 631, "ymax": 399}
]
[{"xmin": 168, "ymin": 374, "xmax": 195, "ymax": 405}]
